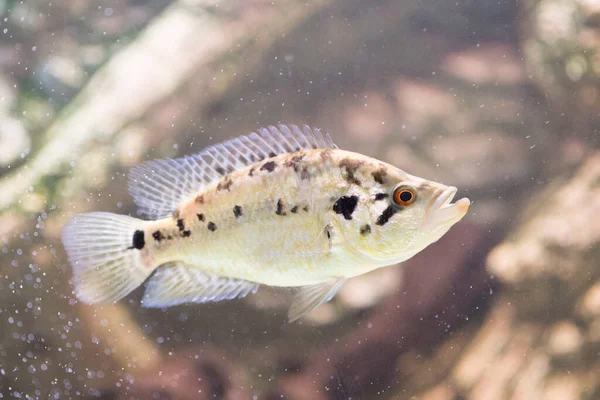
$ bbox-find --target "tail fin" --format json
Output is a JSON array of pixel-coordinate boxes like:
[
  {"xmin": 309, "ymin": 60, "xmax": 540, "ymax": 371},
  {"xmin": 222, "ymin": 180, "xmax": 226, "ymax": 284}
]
[{"xmin": 61, "ymin": 212, "xmax": 155, "ymax": 304}]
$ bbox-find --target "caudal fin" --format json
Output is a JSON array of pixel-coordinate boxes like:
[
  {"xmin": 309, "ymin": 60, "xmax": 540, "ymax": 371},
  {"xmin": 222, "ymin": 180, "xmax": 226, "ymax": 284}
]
[{"xmin": 61, "ymin": 212, "xmax": 155, "ymax": 304}]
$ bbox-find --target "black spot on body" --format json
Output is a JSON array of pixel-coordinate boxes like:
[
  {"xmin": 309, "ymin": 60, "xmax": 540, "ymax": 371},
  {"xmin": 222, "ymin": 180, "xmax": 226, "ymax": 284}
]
[
  {"xmin": 195, "ymin": 195, "xmax": 204, "ymax": 204},
  {"xmin": 372, "ymin": 168, "xmax": 388, "ymax": 185},
  {"xmin": 376, "ymin": 206, "xmax": 398, "ymax": 226},
  {"xmin": 324, "ymin": 224, "xmax": 334, "ymax": 247},
  {"xmin": 233, "ymin": 205, "xmax": 243, "ymax": 217},
  {"xmin": 217, "ymin": 178, "xmax": 232, "ymax": 191},
  {"xmin": 303, "ymin": 205, "xmax": 309, "ymax": 212},
  {"xmin": 152, "ymin": 230, "xmax": 164, "ymax": 241},
  {"xmin": 374, "ymin": 193, "xmax": 389, "ymax": 201},
  {"xmin": 248, "ymin": 167, "xmax": 255, "ymax": 177},
  {"xmin": 130, "ymin": 230, "xmax": 145, "ymax": 250},
  {"xmin": 319, "ymin": 149, "xmax": 333, "ymax": 161},
  {"xmin": 333, "ymin": 195, "xmax": 359, "ymax": 220},
  {"xmin": 276, "ymin": 199, "xmax": 286, "ymax": 216},
  {"xmin": 339, "ymin": 158, "xmax": 363, "ymax": 186},
  {"xmin": 299, "ymin": 167, "xmax": 311, "ymax": 181},
  {"xmin": 177, "ymin": 219, "xmax": 185, "ymax": 232},
  {"xmin": 290, "ymin": 205, "xmax": 299, "ymax": 213},
  {"xmin": 346, "ymin": 175, "xmax": 361, "ymax": 186},
  {"xmin": 197, "ymin": 213, "xmax": 205, "ymax": 222},
  {"xmin": 261, "ymin": 161, "xmax": 277, "ymax": 172},
  {"xmin": 182, "ymin": 230, "xmax": 191, "ymax": 237},
  {"xmin": 360, "ymin": 224, "xmax": 371, "ymax": 236},
  {"xmin": 284, "ymin": 153, "xmax": 305, "ymax": 172},
  {"xmin": 207, "ymin": 222, "xmax": 217, "ymax": 231}
]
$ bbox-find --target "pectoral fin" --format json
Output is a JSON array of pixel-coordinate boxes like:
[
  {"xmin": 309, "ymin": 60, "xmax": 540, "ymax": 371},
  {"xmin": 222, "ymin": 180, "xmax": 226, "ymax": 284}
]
[
  {"xmin": 288, "ymin": 278, "xmax": 346, "ymax": 322},
  {"xmin": 141, "ymin": 262, "xmax": 259, "ymax": 308}
]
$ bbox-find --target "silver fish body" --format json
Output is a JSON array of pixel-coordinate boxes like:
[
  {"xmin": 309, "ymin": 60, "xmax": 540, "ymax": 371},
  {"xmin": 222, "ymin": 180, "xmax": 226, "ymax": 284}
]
[{"xmin": 62, "ymin": 124, "xmax": 470, "ymax": 321}]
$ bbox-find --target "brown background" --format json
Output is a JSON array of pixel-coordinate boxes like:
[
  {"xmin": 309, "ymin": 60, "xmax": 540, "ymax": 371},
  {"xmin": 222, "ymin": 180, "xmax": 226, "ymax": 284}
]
[{"xmin": 1, "ymin": 0, "xmax": 599, "ymax": 398}]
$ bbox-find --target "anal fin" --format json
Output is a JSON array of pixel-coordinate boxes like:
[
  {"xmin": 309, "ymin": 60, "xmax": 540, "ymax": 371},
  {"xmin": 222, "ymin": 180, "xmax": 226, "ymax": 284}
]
[
  {"xmin": 141, "ymin": 262, "xmax": 259, "ymax": 308},
  {"xmin": 288, "ymin": 278, "xmax": 346, "ymax": 322}
]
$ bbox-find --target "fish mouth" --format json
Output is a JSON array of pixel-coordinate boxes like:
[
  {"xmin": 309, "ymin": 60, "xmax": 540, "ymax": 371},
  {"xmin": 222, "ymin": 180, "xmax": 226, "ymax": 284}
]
[{"xmin": 425, "ymin": 186, "xmax": 470, "ymax": 229}]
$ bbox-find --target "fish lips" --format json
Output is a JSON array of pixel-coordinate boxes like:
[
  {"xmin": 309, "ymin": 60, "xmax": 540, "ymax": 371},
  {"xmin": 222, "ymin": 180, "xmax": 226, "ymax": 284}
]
[{"xmin": 424, "ymin": 186, "xmax": 470, "ymax": 232}]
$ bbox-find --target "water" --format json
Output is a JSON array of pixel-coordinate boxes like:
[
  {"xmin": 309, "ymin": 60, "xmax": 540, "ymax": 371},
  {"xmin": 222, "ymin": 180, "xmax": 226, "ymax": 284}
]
[{"xmin": 1, "ymin": 0, "xmax": 599, "ymax": 398}]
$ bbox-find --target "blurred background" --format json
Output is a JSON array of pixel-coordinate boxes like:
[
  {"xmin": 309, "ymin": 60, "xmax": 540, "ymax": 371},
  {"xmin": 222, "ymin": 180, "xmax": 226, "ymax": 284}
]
[{"xmin": 1, "ymin": 0, "xmax": 600, "ymax": 398}]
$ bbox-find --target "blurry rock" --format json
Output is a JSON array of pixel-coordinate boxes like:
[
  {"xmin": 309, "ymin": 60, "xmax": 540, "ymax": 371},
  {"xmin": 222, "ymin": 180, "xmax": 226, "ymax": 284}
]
[
  {"xmin": 117, "ymin": 125, "xmax": 150, "ymax": 167},
  {"xmin": 578, "ymin": 282, "xmax": 600, "ymax": 319},
  {"xmin": 547, "ymin": 321, "xmax": 583, "ymax": 357},
  {"xmin": 78, "ymin": 146, "xmax": 112, "ymax": 188},
  {"xmin": 488, "ymin": 152, "xmax": 600, "ymax": 287},
  {"xmin": 337, "ymin": 266, "xmax": 401, "ymax": 310},
  {"xmin": 341, "ymin": 91, "xmax": 394, "ymax": 142},
  {"xmin": 81, "ymin": 45, "xmax": 107, "ymax": 68},
  {"xmin": 425, "ymin": 131, "xmax": 531, "ymax": 191},
  {"xmin": 521, "ymin": 0, "xmax": 600, "ymax": 136},
  {"xmin": 20, "ymin": 96, "xmax": 55, "ymax": 130},
  {"xmin": 0, "ymin": 75, "xmax": 17, "ymax": 113},
  {"xmin": 8, "ymin": 2, "xmax": 43, "ymax": 31},
  {"xmin": 384, "ymin": 52, "xmax": 546, "ymax": 196},
  {"xmin": 0, "ymin": 118, "xmax": 30, "ymax": 166},
  {"xmin": 95, "ymin": 347, "xmax": 250, "ymax": 400},
  {"xmin": 392, "ymin": 80, "xmax": 461, "ymax": 138},
  {"xmin": 588, "ymin": 319, "xmax": 600, "ymax": 343},
  {"xmin": 458, "ymin": 153, "xmax": 600, "ymax": 399},
  {"xmin": 38, "ymin": 54, "xmax": 88, "ymax": 100},
  {"xmin": 543, "ymin": 375, "xmax": 582, "ymax": 400},
  {"xmin": 442, "ymin": 44, "xmax": 525, "ymax": 85}
]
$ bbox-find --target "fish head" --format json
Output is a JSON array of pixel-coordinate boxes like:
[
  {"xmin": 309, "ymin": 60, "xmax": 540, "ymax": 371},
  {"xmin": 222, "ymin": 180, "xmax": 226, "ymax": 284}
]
[{"xmin": 342, "ymin": 167, "xmax": 470, "ymax": 265}]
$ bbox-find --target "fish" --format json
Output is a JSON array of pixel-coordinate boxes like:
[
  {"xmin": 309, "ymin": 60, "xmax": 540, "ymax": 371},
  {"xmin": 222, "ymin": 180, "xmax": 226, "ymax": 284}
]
[{"xmin": 61, "ymin": 124, "xmax": 470, "ymax": 322}]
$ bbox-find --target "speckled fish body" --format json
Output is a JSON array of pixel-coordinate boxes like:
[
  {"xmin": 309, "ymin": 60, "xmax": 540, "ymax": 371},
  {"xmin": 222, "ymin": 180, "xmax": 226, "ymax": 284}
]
[
  {"xmin": 144, "ymin": 149, "xmax": 412, "ymax": 285},
  {"xmin": 62, "ymin": 124, "xmax": 470, "ymax": 321}
]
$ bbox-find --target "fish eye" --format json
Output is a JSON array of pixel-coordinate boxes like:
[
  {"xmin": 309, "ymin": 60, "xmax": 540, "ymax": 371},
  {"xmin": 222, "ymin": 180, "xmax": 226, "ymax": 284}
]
[{"xmin": 393, "ymin": 186, "xmax": 416, "ymax": 206}]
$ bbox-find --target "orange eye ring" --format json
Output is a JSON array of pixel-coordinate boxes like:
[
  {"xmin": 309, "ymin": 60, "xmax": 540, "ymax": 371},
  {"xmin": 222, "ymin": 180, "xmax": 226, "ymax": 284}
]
[{"xmin": 393, "ymin": 187, "xmax": 416, "ymax": 206}]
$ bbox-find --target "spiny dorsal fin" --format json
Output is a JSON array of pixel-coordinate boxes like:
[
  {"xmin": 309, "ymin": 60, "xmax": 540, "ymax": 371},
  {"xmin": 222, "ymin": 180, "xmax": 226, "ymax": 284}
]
[
  {"xmin": 128, "ymin": 124, "xmax": 337, "ymax": 218},
  {"xmin": 141, "ymin": 262, "xmax": 259, "ymax": 307}
]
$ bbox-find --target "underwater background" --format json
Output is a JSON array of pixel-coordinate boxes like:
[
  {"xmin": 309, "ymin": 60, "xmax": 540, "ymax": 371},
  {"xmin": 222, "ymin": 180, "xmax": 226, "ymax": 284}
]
[{"xmin": 1, "ymin": 0, "xmax": 599, "ymax": 398}]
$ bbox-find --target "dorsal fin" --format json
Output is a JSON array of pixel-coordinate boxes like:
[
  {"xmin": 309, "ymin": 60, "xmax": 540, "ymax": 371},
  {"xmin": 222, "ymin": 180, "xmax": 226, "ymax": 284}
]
[{"xmin": 128, "ymin": 124, "xmax": 337, "ymax": 218}]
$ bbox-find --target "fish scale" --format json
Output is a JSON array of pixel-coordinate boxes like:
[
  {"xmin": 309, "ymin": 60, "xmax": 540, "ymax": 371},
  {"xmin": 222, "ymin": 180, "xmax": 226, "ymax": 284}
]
[{"xmin": 62, "ymin": 124, "xmax": 470, "ymax": 321}]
